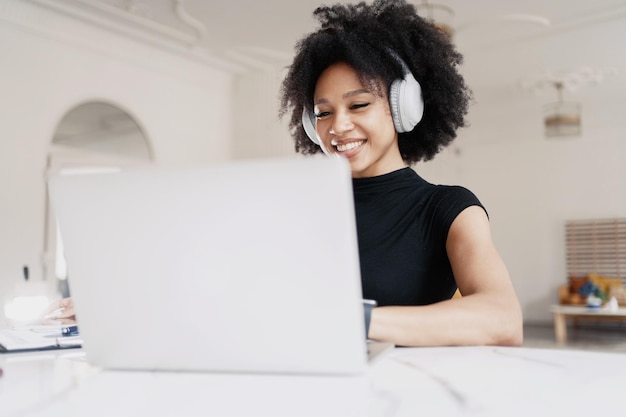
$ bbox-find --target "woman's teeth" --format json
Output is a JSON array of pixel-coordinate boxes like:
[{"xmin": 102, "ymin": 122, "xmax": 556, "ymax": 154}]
[{"xmin": 336, "ymin": 141, "xmax": 364, "ymax": 152}]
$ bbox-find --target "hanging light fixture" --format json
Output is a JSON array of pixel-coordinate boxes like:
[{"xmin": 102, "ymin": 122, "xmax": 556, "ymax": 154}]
[
  {"xmin": 544, "ymin": 81, "xmax": 581, "ymax": 138},
  {"xmin": 522, "ymin": 66, "xmax": 618, "ymax": 139},
  {"xmin": 414, "ymin": 0, "xmax": 455, "ymax": 40}
]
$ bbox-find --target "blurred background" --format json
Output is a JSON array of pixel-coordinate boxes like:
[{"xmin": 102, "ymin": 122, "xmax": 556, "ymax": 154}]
[{"xmin": 1, "ymin": 0, "xmax": 625, "ymax": 327}]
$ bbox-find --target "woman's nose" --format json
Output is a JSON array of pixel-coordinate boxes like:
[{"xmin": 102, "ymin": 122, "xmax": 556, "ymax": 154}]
[{"xmin": 328, "ymin": 111, "xmax": 354, "ymax": 136}]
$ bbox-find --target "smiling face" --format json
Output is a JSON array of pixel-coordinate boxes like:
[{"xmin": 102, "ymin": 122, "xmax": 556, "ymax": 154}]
[{"xmin": 313, "ymin": 62, "xmax": 406, "ymax": 178}]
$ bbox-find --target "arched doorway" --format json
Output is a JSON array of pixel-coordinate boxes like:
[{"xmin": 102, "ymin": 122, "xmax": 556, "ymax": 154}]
[{"xmin": 43, "ymin": 101, "xmax": 153, "ymax": 297}]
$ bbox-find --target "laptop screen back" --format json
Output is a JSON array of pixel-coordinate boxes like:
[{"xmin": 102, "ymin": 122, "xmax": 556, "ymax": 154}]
[{"xmin": 48, "ymin": 156, "xmax": 367, "ymax": 375}]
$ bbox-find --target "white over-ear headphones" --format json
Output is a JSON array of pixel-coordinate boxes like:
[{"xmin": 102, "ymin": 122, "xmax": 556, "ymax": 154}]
[
  {"xmin": 387, "ymin": 50, "xmax": 425, "ymax": 133},
  {"xmin": 301, "ymin": 50, "xmax": 424, "ymax": 145},
  {"xmin": 302, "ymin": 106, "xmax": 320, "ymax": 145}
]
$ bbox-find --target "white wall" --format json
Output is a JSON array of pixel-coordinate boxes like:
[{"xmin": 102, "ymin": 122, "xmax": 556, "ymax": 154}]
[
  {"xmin": 231, "ymin": 68, "xmax": 295, "ymax": 160},
  {"xmin": 0, "ymin": 1, "xmax": 235, "ymax": 325}
]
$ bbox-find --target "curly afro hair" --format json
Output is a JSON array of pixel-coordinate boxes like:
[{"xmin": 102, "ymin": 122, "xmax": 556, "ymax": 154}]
[{"xmin": 279, "ymin": 0, "xmax": 472, "ymax": 164}]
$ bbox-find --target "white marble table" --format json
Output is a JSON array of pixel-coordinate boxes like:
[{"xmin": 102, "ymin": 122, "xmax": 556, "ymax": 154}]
[{"xmin": 2, "ymin": 345, "xmax": 626, "ymax": 417}]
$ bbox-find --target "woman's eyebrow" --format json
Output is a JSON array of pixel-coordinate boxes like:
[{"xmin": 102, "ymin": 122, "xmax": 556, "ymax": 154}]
[
  {"xmin": 343, "ymin": 89, "xmax": 370, "ymax": 98},
  {"xmin": 314, "ymin": 89, "xmax": 371, "ymax": 105}
]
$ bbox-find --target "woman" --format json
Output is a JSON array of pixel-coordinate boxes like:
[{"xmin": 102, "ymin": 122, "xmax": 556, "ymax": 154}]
[{"xmin": 279, "ymin": 0, "xmax": 523, "ymax": 346}]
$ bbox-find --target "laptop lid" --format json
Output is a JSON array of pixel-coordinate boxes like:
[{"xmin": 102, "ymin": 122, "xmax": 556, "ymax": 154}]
[{"xmin": 48, "ymin": 156, "xmax": 367, "ymax": 375}]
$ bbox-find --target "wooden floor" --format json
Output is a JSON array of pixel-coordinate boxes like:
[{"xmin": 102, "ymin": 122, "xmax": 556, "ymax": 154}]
[{"xmin": 523, "ymin": 322, "xmax": 626, "ymax": 353}]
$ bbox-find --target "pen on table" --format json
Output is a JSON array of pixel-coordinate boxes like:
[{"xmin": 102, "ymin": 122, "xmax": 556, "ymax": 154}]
[{"xmin": 62, "ymin": 325, "xmax": 79, "ymax": 337}]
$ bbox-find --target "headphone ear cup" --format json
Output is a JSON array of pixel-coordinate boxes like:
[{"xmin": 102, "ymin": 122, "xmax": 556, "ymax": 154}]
[
  {"xmin": 389, "ymin": 72, "xmax": 424, "ymax": 133},
  {"xmin": 389, "ymin": 79, "xmax": 404, "ymax": 133},
  {"xmin": 301, "ymin": 108, "xmax": 320, "ymax": 145}
]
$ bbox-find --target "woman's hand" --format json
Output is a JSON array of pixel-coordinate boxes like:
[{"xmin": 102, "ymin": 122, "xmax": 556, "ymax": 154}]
[{"xmin": 41, "ymin": 297, "xmax": 76, "ymax": 324}]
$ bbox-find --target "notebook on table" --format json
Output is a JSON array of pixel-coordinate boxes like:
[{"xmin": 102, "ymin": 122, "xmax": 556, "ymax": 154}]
[
  {"xmin": 47, "ymin": 156, "xmax": 392, "ymax": 375},
  {"xmin": 0, "ymin": 326, "xmax": 82, "ymax": 353}
]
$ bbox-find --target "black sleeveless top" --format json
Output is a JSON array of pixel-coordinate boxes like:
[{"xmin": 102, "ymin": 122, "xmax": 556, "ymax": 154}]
[{"xmin": 352, "ymin": 167, "xmax": 485, "ymax": 306}]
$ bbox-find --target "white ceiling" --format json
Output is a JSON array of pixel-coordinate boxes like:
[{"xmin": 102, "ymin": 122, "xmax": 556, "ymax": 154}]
[
  {"xmin": 169, "ymin": 0, "xmax": 626, "ymax": 89},
  {"xmin": 42, "ymin": 0, "xmax": 626, "ymax": 145},
  {"xmin": 81, "ymin": 1, "xmax": 626, "ymax": 86}
]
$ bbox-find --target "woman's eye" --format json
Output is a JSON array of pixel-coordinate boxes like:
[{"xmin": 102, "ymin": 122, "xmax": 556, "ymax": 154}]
[
  {"xmin": 351, "ymin": 103, "xmax": 370, "ymax": 110},
  {"xmin": 315, "ymin": 111, "xmax": 331, "ymax": 118}
]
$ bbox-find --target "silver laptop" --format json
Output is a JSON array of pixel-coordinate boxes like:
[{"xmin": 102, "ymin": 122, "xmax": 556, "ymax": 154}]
[{"xmin": 48, "ymin": 156, "xmax": 390, "ymax": 375}]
